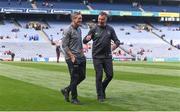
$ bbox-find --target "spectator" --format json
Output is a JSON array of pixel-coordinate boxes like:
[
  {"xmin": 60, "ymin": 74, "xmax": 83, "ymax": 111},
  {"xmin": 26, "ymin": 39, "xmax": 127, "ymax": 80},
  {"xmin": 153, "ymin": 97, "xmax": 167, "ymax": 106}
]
[{"xmin": 11, "ymin": 52, "xmax": 15, "ymax": 61}]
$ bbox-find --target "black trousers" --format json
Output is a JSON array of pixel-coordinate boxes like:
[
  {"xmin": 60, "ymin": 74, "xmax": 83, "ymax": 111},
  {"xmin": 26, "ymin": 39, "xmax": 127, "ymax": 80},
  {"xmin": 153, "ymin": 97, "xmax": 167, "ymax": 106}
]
[
  {"xmin": 93, "ymin": 58, "xmax": 113, "ymax": 98},
  {"xmin": 65, "ymin": 56, "xmax": 86, "ymax": 99},
  {"xmin": 56, "ymin": 47, "xmax": 60, "ymax": 63}
]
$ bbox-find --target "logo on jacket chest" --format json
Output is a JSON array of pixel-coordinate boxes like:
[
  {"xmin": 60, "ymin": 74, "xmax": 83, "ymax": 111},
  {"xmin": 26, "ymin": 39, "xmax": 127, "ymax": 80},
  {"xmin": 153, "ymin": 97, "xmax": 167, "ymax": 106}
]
[{"xmin": 107, "ymin": 31, "xmax": 111, "ymax": 35}]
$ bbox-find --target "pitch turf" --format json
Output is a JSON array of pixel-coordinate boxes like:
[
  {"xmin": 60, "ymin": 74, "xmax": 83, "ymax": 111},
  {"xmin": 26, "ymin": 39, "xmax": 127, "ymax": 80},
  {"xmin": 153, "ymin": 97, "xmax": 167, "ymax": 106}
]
[{"xmin": 0, "ymin": 61, "xmax": 180, "ymax": 111}]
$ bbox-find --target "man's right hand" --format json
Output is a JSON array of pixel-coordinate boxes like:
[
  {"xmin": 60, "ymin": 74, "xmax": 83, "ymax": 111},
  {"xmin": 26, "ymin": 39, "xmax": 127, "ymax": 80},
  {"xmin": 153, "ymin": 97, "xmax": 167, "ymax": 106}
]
[
  {"xmin": 70, "ymin": 55, "xmax": 76, "ymax": 63},
  {"xmin": 86, "ymin": 34, "xmax": 92, "ymax": 41}
]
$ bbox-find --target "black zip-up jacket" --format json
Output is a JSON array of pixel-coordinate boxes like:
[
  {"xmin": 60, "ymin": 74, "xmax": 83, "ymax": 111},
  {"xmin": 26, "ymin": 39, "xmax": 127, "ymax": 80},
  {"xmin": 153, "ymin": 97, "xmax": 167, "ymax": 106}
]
[{"xmin": 83, "ymin": 25, "xmax": 120, "ymax": 59}]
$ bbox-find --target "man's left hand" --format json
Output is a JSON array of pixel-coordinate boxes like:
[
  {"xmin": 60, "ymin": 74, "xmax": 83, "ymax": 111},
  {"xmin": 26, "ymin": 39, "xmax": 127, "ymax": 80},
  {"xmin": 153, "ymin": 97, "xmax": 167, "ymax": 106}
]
[{"xmin": 111, "ymin": 43, "xmax": 117, "ymax": 51}]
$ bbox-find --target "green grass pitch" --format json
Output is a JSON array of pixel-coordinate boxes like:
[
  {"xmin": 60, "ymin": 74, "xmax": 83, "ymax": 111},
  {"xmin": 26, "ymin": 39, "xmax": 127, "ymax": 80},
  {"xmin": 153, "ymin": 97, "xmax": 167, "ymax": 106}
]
[{"xmin": 0, "ymin": 61, "xmax": 180, "ymax": 111}]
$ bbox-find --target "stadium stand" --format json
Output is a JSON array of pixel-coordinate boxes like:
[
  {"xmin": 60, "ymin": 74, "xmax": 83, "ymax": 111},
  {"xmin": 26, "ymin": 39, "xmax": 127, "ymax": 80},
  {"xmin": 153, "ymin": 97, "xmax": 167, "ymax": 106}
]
[
  {"xmin": 0, "ymin": 42, "xmax": 56, "ymax": 59},
  {"xmin": 42, "ymin": 21, "xmax": 180, "ymax": 60},
  {"xmin": 0, "ymin": 20, "xmax": 44, "ymax": 42},
  {"xmin": 0, "ymin": 0, "xmax": 179, "ymax": 62},
  {"xmin": 0, "ymin": 19, "xmax": 56, "ymax": 60},
  {"xmin": 36, "ymin": 1, "xmax": 88, "ymax": 9},
  {"xmin": 111, "ymin": 23, "xmax": 180, "ymax": 60},
  {"xmin": 142, "ymin": 5, "xmax": 180, "ymax": 12},
  {"xmin": 0, "ymin": 0, "xmax": 32, "ymax": 8},
  {"xmin": 89, "ymin": 3, "xmax": 139, "ymax": 11},
  {"xmin": 1, "ymin": 17, "xmax": 179, "ymax": 61}
]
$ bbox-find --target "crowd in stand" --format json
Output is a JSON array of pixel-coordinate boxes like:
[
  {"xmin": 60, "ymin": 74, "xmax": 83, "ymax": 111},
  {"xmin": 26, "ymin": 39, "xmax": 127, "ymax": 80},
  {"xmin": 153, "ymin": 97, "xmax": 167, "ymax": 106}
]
[
  {"xmin": 0, "ymin": 29, "xmax": 39, "ymax": 42},
  {"xmin": 28, "ymin": 34, "xmax": 39, "ymax": 41},
  {"xmin": 41, "ymin": 0, "xmax": 55, "ymax": 8},
  {"xmin": 0, "ymin": 19, "xmax": 179, "ymax": 61},
  {"xmin": 8, "ymin": 0, "xmax": 23, "ymax": 5},
  {"xmin": 26, "ymin": 22, "xmax": 48, "ymax": 30},
  {"xmin": 0, "ymin": 28, "xmax": 18, "ymax": 40}
]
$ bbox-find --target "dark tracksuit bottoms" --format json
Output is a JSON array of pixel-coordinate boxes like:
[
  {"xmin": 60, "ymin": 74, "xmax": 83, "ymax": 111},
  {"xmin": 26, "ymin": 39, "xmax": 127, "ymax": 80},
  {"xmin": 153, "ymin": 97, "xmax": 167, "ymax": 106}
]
[
  {"xmin": 65, "ymin": 56, "xmax": 86, "ymax": 100},
  {"xmin": 93, "ymin": 58, "xmax": 113, "ymax": 98}
]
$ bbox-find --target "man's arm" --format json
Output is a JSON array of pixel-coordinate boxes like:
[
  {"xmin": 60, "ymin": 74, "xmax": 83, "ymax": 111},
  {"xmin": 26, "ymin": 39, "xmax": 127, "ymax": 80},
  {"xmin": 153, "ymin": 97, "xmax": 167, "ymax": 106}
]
[
  {"xmin": 111, "ymin": 28, "xmax": 120, "ymax": 51},
  {"xmin": 62, "ymin": 29, "xmax": 76, "ymax": 62},
  {"xmin": 83, "ymin": 27, "xmax": 95, "ymax": 44}
]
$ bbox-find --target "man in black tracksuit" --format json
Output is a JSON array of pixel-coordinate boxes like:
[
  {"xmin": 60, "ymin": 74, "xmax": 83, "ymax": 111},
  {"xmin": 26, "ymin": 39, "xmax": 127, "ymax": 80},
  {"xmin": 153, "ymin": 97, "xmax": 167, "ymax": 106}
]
[{"xmin": 83, "ymin": 12, "xmax": 120, "ymax": 102}]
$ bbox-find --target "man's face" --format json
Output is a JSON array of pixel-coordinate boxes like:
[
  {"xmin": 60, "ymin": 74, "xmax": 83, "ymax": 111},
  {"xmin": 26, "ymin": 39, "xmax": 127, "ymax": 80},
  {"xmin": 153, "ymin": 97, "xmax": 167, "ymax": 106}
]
[
  {"xmin": 98, "ymin": 15, "xmax": 107, "ymax": 27},
  {"xmin": 73, "ymin": 14, "xmax": 82, "ymax": 27}
]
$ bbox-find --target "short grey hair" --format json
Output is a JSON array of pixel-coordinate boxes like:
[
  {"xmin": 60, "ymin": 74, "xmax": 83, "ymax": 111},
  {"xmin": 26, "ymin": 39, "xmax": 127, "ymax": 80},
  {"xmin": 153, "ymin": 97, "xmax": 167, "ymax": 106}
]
[{"xmin": 70, "ymin": 11, "xmax": 81, "ymax": 20}]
